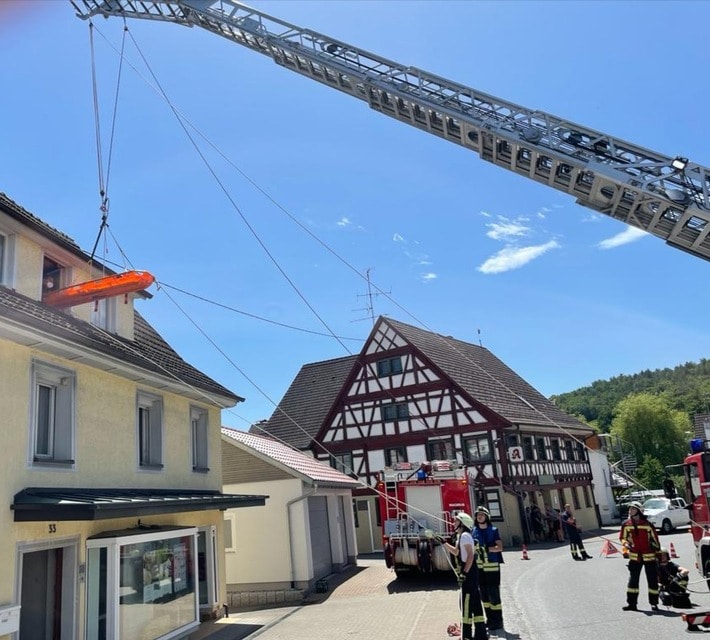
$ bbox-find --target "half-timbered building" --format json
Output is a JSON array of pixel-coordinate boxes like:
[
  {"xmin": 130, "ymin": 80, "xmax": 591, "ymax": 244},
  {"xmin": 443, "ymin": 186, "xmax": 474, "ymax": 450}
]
[{"xmin": 253, "ymin": 316, "xmax": 597, "ymax": 550}]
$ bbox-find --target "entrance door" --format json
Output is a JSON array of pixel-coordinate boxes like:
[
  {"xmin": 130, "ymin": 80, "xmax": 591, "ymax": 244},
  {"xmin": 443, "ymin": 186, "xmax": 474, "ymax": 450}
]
[
  {"xmin": 308, "ymin": 496, "xmax": 333, "ymax": 579},
  {"xmin": 18, "ymin": 543, "xmax": 77, "ymax": 640},
  {"xmin": 354, "ymin": 497, "xmax": 378, "ymax": 553}
]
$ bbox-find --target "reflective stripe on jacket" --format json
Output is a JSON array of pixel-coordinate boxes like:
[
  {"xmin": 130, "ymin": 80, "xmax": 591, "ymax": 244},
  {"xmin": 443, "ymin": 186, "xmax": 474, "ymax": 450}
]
[{"xmin": 619, "ymin": 517, "xmax": 660, "ymax": 562}]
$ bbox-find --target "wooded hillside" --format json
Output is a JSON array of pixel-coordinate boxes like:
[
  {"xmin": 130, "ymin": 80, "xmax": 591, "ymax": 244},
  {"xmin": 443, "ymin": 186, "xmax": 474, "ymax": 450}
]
[{"xmin": 550, "ymin": 358, "xmax": 710, "ymax": 431}]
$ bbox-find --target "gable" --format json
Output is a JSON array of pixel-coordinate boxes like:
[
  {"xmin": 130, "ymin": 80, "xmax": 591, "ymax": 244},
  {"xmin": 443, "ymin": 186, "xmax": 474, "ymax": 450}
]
[{"xmin": 222, "ymin": 440, "xmax": 292, "ymax": 484}]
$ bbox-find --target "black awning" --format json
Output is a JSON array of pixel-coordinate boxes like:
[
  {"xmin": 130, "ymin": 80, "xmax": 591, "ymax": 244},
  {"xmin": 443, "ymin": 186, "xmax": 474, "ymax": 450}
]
[{"xmin": 12, "ymin": 487, "xmax": 267, "ymax": 522}]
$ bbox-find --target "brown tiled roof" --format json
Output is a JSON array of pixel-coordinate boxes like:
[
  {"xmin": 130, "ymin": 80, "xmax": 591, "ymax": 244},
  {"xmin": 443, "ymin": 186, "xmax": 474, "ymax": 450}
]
[
  {"xmin": 385, "ymin": 317, "xmax": 588, "ymax": 431},
  {"xmin": 222, "ymin": 428, "xmax": 358, "ymax": 487},
  {"xmin": 0, "ymin": 285, "xmax": 241, "ymax": 403},
  {"xmin": 250, "ymin": 355, "xmax": 357, "ymax": 449},
  {"xmin": 0, "ymin": 193, "xmax": 98, "ymax": 263},
  {"xmin": 254, "ymin": 317, "xmax": 589, "ymax": 448}
]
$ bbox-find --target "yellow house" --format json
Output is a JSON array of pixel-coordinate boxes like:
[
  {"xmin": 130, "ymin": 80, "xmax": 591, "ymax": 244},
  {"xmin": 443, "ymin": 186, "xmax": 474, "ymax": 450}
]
[{"xmin": 0, "ymin": 193, "xmax": 266, "ymax": 640}]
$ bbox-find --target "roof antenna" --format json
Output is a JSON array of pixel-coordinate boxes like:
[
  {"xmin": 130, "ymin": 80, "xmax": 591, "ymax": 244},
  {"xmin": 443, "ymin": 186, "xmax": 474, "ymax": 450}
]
[
  {"xmin": 477, "ymin": 328, "xmax": 483, "ymax": 347},
  {"xmin": 353, "ymin": 268, "xmax": 389, "ymax": 325}
]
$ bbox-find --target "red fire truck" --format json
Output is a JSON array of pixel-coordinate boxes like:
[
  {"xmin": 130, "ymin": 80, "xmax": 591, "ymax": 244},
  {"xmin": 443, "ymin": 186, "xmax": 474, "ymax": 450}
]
[
  {"xmin": 671, "ymin": 439, "xmax": 710, "ymax": 631},
  {"xmin": 376, "ymin": 460, "xmax": 474, "ymax": 575}
]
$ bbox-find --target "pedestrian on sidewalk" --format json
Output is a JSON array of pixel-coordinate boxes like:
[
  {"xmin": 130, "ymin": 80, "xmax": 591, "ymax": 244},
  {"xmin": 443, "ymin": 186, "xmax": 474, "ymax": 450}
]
[
  {"xmin": 472, "ymin": 506, "xmax": 504, "ymax": 631},
  {"xmin": 619, "ymin": 501, "xmax": 661, "ymax": 611},
  {"xmin": 561, "ymin": 504, "xmax": 593, "ymax": 561},
  {"xmin": 443, "ymin": 512, "xmax": 488, "ymax": 640}
]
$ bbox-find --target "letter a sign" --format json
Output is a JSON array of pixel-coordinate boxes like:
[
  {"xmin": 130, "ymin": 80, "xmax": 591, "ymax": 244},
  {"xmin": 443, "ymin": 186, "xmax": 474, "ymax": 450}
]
[{"xmin": 508, "ymin": 446, "xmax": 523, "ymax": 463}]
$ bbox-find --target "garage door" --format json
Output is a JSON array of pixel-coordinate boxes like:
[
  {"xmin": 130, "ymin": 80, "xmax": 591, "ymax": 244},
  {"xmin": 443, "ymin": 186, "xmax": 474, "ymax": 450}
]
[{"xmin": 308, "ymin": 496, "xmax": 333, "ymax": 579}]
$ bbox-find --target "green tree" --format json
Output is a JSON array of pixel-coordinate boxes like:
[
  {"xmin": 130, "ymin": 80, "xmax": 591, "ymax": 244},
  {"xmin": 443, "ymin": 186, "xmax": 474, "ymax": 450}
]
[
  {"xmin": 634, "ymin": 455, "xmax": 666, "ymax": 489},
  {"xmin": 610, "ymin": 393, "xmax": 689, "ymax": 469}
]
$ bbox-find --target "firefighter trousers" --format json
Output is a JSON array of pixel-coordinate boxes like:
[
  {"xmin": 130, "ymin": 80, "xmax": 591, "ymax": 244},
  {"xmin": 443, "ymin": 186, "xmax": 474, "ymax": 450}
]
[
  {"xmin": 479, "ymin": 567, "xmax": 503, "ymax": 630},
  {"xmin": 460, "ymin": 572, "xmax": 488, "ymax": 640},
  {"xmin": 626, "ymin": 560, "xmax": 659, "ymax": 606}
]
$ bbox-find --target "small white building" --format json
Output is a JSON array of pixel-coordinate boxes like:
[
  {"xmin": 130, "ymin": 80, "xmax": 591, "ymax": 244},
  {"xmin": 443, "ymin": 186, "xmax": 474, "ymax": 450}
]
[
  {"xmin": 221, "ymin": 428, "xmax": 359, "ymax": 604},
  {"xmin": 587, "ymin": 448, "xmax": 617, "ymax": 525}
]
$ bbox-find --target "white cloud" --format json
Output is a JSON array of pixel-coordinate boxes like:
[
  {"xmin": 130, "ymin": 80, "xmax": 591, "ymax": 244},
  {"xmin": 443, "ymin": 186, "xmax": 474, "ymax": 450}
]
[
  {"xmin": 477, "ymin": 240, "xmax": 560, "ymax": 274},
  {"xmin": 393, "ymin": 232, "xmax": 405, "ymax": 243},
  {"xmin": 336, "ymin": 217, "xmax": 351, "ymax": 227},
  {"xmin": 486, "ymin": 218, "xmax": 530, "ymax": 241},
  {"xmin": 597, "ymin": 226, "xmax": 647, "ymax": 249},
  {"xmin": 421, "ymin": 272, "xmax": 437, "ymax": 283}
]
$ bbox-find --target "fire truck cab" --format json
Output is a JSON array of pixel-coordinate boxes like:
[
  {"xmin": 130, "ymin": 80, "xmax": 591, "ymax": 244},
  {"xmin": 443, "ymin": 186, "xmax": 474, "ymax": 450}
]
[
  {"xmin": 376, "ymin": 460, "xmax": 474, "ymax": 575},
  {"xmin": 682, "ymin": 438, "xmax": 710, "ymax": 589}
]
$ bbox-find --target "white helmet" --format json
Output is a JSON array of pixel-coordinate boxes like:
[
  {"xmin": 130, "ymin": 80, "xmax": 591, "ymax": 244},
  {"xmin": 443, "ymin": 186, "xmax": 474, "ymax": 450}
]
[{"xmin": 455, "ymin": 512, "xmax": 474, "ymax": 529}]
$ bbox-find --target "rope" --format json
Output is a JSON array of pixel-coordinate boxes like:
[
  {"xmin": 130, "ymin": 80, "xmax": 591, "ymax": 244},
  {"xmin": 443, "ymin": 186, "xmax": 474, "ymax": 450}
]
[{"xmin": 87, "ymin": 18, "xmax": 128, "ymax": 264}]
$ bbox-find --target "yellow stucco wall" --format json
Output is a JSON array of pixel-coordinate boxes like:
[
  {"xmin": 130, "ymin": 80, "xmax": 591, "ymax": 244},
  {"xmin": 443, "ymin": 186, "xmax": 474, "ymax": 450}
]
[
  {"xmin": 0, "ymin": 338, "xmax": 231, "ymax": 635},
  {"xmin": 223, "ymin": 478, "xmax": 304, "ymax": 588}
]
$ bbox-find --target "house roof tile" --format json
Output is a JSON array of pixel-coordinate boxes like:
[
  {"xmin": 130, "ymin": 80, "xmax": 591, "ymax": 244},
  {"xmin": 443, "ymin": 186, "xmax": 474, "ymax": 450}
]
[
  {"xmin": 254, "ymin": 317, "xmax": 589, "ymax": 448},
  {"xmin": 222, "ymin": 428, "xmax": 359, "ymax": 487},
  {"xmin": 0, "ymin": 285, "xmax": 240, "ymax": 403}
]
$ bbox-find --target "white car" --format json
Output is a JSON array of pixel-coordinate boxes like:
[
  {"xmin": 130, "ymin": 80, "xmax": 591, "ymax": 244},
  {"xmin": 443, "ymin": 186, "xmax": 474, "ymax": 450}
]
[{"xmin": 643, "ymin": 497, "xmax": 690, "ymax": 534}]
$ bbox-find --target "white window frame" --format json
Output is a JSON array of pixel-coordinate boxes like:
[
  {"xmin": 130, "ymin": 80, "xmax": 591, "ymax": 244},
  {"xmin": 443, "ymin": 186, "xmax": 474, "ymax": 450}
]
[
  {"xmin": 197, "ymin": 525, "xmax": 219, "ymax": 611},
  {"xmin": 223, "ymin": 513, "xmax": 236, "ymax": 553},
  {"xmin": 190, "ymin": 406, "xmax": 209, "ymax": 472},
  {"xmin": 90, "ymin": 297, "xmax": 117, "ymax": 332},
  {"xmin": 0, "ymin": 230, "xmax": 16, "ymax": 287},
  {"xmin": 136, "ymin": 391, "xmax": 163, "ymax": 469},
  {"xmin": 85, "ymin": 527, "xmax": 199, "ymax": 640},
  {"xmin": 29, "ymin": 360, "xmax": 76, "ymax": 467}
]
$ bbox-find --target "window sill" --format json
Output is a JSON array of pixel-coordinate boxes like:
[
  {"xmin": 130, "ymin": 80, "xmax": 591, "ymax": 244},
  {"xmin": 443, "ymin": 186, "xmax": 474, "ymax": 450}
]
[
  {"xmin": 139, "ymin": 463, "xmax": 164, "ymax": 471},
  {"xmin": 32, "ymin": 457, "xmax": 75, "ymax": 466}
]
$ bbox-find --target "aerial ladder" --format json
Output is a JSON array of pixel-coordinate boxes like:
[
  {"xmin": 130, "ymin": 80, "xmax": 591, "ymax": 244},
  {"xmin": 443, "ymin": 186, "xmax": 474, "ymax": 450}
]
[{"xmin": 72, "ymin": 0, "xmax": 710, "ymax": 261}]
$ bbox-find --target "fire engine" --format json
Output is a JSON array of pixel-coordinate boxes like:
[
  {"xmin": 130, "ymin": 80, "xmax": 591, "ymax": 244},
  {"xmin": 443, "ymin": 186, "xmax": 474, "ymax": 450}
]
[
  {"xmin": 668, "ymin": 439, "xmax": 710, "ymax": 632},
  {"xmin": 376, "ymin": 460, "xmax": 474, "ymax": 575}
]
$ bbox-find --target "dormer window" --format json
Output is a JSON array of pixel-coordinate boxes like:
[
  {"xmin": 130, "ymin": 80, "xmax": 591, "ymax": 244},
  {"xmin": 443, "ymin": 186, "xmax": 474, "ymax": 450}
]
[{"xmin": 42, "ymin": 256, "xmax": 66, "ymax": 301}]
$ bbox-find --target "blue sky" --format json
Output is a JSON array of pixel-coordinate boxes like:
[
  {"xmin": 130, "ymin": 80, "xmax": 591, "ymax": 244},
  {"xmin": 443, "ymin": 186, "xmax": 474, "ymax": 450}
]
[{"xmin": 2, "ymin": 1, "xmax": 710, "ymax": 430}]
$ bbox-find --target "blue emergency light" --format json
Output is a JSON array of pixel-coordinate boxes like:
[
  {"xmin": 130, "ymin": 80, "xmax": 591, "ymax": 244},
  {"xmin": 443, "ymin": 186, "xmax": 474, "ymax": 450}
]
[{"xmin": 690, "ymin": 438, "xmax": 705, "ymax": 454}]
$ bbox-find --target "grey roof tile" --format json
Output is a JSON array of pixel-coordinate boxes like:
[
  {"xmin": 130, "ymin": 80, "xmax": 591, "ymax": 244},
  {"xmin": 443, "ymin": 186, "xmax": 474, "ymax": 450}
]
[
  {"xmin": 250, "ymin": 355, "xmax": 357, "ymax": 449},
  {"xmin": 255, "ymin": 317, "xmax": 588, "ymax": 448}
]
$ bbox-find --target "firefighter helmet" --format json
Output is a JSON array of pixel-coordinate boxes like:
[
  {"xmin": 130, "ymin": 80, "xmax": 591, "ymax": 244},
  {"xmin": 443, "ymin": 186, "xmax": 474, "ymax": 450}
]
[
  {"xmin": 475, "ymin": 506, "xmax": 491, "ymax": 519},
  {"xmin": 657, "ymin": 547, "xmax": 670, "ymax": 560},
  {"xmin": 455, "ymin": 512, "xmax": 474, "ymax": 529},
  {"xmin": 627, "ymin": 501, "xmax": 644, "ymax": 515}
]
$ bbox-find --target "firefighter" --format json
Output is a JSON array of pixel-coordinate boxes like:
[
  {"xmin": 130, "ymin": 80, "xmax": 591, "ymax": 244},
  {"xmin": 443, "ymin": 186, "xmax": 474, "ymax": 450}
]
[
  {"xmin": 561, "ymin": 504, "xmax": 593, "ymax": 561},
  {"xmin": 656, "ymin": 547, "xmax": 691, "ymax": 608},
  {"xmin": 472, "ymin": 506, "xmax": 504, "ymax": 631},
  {"xmin": 443, "ymin": 512, "xmax": 488, "ymax": 640},
  {"xmin": 619, "ymin": 501, "xmax": 661, "ymax": 611}
]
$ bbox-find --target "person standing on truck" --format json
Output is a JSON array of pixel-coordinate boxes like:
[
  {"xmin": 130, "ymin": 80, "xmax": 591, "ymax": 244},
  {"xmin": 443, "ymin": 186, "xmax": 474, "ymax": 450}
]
[
  {"xmin": 443, "ymin": 512, "xmax": 488, "ymax": 640},
  {"xmin": 472, "ymin": 506, "xmax": 504, "ymax": 631},
  {"xmin": 619, "ymin": 501, "xmax": 661, "ymax": 611},
  {"xmin": 561, "ymin": 504, "xmax": 593, "ymax": 561}
]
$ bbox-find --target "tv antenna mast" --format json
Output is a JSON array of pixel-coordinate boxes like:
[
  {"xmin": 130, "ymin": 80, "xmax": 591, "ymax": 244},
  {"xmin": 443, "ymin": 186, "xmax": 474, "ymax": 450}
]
[{"xmin": 353, "ymin": 268, "xmax": 390, "ymax": 325}]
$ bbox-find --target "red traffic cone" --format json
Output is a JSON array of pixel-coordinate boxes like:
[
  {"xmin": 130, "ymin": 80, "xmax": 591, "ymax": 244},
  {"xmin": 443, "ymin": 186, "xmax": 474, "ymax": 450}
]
[
  {"xmin": 521, "ymin": 544, "xmax": 530, "ymax": 560},
  {"xmin": 600, "ymin": 539, "xmax": 620, "ymax": 558},
  {"xmin": 669, "ymin": 542, "xmax": 679, "ymax": 558}
]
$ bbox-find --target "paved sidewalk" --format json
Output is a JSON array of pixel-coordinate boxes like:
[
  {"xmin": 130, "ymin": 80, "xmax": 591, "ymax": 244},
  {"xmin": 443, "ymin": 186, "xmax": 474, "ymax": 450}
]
[{"xmin": 189, "ymin": 558, "xmax": 463, "ymax": 640}]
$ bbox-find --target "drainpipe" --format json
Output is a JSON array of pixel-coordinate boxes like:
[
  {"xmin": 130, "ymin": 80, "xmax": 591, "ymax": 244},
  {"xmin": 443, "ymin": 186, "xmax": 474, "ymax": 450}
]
[{"xmin": 287, "ymin": 483, "xmax": 318, "ymax": 588}]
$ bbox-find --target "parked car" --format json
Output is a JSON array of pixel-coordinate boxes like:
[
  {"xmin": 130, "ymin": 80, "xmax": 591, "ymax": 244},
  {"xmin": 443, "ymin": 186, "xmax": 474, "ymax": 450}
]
[{"xmin": 642, "ymin": 497, "xmax": 690, "ymax": 534}]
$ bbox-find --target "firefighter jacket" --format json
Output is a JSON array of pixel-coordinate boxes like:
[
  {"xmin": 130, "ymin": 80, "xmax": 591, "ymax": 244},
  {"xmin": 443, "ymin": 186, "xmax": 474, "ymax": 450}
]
[
  {"xmin": 619, "ymin": 516, "xmax": 660, "ymax": 562},
  {"xmin": 473, "ymin": 525, "xmax": 503, "ymax": 571}
]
